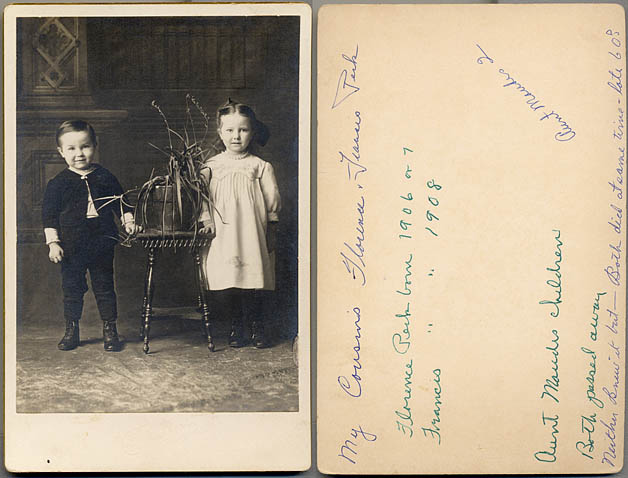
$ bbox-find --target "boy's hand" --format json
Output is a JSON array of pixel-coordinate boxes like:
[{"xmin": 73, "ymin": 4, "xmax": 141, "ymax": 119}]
[
  {"xmin": 124, "ymin": 223, "xmax": 143, "ymax": 235},
  {"xmin": 48, "ymin": 242, "xmax": 64, "ymax": 263},
  {"xmin": 266, "ymin": 222, "xmax": 278, "ymax": 254},
  {"xmin": 198, "ymin": 221, "xmax": 214, "ymax": 235}
]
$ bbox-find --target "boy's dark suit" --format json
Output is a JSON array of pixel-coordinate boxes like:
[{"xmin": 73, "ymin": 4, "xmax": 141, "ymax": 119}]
[{"xmin": 42, "ymin": 164, "xmax": 130, "ymax": 325}]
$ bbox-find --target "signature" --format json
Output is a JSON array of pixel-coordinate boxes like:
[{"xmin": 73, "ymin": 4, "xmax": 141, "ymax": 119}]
[{"xmin": 332, "ymin": 45, "xmax": 359, "ymax": 109}]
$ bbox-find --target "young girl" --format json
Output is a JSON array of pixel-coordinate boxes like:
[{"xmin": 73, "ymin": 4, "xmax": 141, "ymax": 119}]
[
  {"xmin": 43, "ymin": 120, "xmax": 140, "ymax": 351},
  {"xmin": 198, "ymin": 99, "xmax": 281, "ymax": 348}
]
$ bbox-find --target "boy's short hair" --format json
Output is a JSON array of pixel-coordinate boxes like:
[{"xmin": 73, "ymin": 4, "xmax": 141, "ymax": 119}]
[{"xmin": 55, "ymin": 120, "xmax": 98, "ymax": 147}]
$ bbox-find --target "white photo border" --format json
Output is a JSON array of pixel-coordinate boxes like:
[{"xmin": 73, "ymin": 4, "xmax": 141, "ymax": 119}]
[{"xmin": 4, "ymin": 3, "xmax": 311, "ymax": 472}]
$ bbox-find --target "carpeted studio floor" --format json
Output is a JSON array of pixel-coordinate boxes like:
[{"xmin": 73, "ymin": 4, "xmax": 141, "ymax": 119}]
[{"xmin": 16, "ymin": 310, "xmax": 299, "ymax": 413}]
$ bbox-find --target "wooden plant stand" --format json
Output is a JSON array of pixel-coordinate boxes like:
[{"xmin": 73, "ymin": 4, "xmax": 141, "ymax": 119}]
[{"xmin": 136, "ymin": 231, "xmax": 214, "ymax": 354}]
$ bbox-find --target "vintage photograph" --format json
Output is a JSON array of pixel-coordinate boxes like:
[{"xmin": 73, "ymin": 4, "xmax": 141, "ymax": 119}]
[{"xmin": 14, "ymin": 14, "xmax": 302, "ymax": 414}]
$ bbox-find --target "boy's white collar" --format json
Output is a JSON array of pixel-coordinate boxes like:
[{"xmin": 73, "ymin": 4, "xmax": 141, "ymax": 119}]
[{"xmin": 69, "ymin": 166, "xmax": 96, "ymax": 176}]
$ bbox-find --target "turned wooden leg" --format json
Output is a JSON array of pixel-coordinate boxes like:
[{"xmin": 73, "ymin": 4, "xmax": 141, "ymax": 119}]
[
  {"xmin": 194, "ymin": 267, "xmax": 205, "ymax": 336},
  {"xmin": 141, "ymin": 247, "xmax": 157, "ymax": 354},
  {"xmin": 193, "ymin": 249, "xmax": 214, "ymax": 352},
  {"xmin": 140, "ymin": 290, "xmax": 148, "ymax": 338}
]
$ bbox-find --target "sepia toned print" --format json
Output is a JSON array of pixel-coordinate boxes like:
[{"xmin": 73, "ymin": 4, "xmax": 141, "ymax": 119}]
[{"xmin": 5, "ymin": 3, "xmax": 311, "ymax": 472}]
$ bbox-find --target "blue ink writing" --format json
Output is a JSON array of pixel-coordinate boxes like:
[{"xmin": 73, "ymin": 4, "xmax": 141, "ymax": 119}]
[
  {"xmin": 607, "ymin": 145, "xmax": 624, "ymax": 199},
  {"xmin": 338, "ymin": 307, "xmax": 363, "ymax": 398},
  {"xmin": 607, "ymin": 68, "xmax": 623, "ymax": 96},
  {"xmin": 340, "ymin": 195, "xmax": 366, "ymax": 286},
  {"xmin": 613, "ymin": 108, "xmax": 624, "ymax": 140},
  {"xmin": 604, "ymin": 240, "xmax": 621, "ymax": 287},
  {"xmin": 602, "ymin": 360, "xmax": 620, "ymax": 405},
  {"xmin": 605, "ymin": 308, "xmax": 619, "ymax": 335},
  {"xmin": 475, "ymin": 43, "xmax": 494, "ymax": 64},
  {"xmin": 476, "ymin": 44, "xmax": 576, "ymax": 142},
  {"xmin": 608, "ymin": 339, "xmax": 621, "ymax": 359},
  {"xmin": 339, "ymin": 111, "xmax": 366, "ymax": 181},
  {"xmin": 607, "ymin": 204, "xmax": 623, "ymax": 234},
  {"xmin": 332, "ymin": 45, "xmax": 360, "ymax": 109},
  {"xmin": 607, "ymin": 28, "xmax": 623, "ymax": 60},
  {"xmin": 601, "ymin": 412, "xmax": 619, "ymax": 467},
  {"xmin": 337, "ymin": 424, "xmax": 377, "ymax": 465}
]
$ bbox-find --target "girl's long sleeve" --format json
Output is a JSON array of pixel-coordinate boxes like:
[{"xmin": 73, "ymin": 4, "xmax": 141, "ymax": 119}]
[
  {"xmin": 260, "ymin": 161, "xmax": 281, "ymax": 222},
  {"xmin": 198, "ymin": 165, "xmax": 215, "ymax": 228}
]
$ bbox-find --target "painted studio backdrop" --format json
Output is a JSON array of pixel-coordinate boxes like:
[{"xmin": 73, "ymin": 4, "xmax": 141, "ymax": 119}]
[{"xmin": 15, "ymin": 16, "xmax": 300, "ymax": 413}]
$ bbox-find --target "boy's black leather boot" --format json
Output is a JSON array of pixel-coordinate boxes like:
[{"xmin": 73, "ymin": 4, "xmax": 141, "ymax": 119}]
[
  {"xmin": 58, "ymin": 320, "xmax": 79, "ymax": 350},
  {"xmin": 103, "ymin": 320, "xmax": 121, "ymax": 352}
]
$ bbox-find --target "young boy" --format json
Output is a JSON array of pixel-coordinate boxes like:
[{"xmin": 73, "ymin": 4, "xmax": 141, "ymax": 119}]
[{"xmin": 42, "ymin": 120, "xmax": 139, "ymax": 352}]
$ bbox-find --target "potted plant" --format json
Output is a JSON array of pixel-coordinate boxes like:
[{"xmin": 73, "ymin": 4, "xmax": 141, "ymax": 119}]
[{"xmin": 133, "ymin": 95, "xmax": 214, "ymax": 237}]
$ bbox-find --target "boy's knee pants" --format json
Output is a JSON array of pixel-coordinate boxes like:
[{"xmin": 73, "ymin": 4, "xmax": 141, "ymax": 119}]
[{"xmin": 61, "ymin": 247, "xmax": 117, "ymax": 322}]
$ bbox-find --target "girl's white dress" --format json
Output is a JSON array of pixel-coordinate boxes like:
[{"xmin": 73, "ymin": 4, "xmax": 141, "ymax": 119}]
[{"xmin": 200, "ymin": 151, "xmax": 281, "ymax": 290}]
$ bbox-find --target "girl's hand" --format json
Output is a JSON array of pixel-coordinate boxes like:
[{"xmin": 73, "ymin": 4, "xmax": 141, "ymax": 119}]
[
  {"xmin": 48, "ymin": 242, "xmax": 64, "ymax": 263},
  {"xmin": 198, "ymin": 221, "xmax": 215, "ymax": 235},
  {"xmin": 124, "ymin": 223, "xmax": 143, "ymax": 235},
  {"xmin": 266, "ymin": 222, "xmax": 278, "ymax": 254}
]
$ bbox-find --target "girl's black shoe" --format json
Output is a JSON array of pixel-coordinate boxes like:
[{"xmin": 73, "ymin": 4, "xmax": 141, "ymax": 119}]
[
  {"xmin": 228, "ymin": 318, "xmax": 247, "ymax": 348},
  {"xmin": 251, "ymin": 321, "xmax": 269, "ymax": 349},
  {"xmin": 228, "ymin": 329, "xmax": 247, "ymax": 348}
]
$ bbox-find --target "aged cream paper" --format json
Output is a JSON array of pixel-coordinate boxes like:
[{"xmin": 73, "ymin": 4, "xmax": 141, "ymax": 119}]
[
  {"xmin": 318, "ymin": 4, "xmax": 625, "ymax": 474},
  {"xmin": 4, "ymin": 3, "xmax": 310, "ymax": 472}
]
